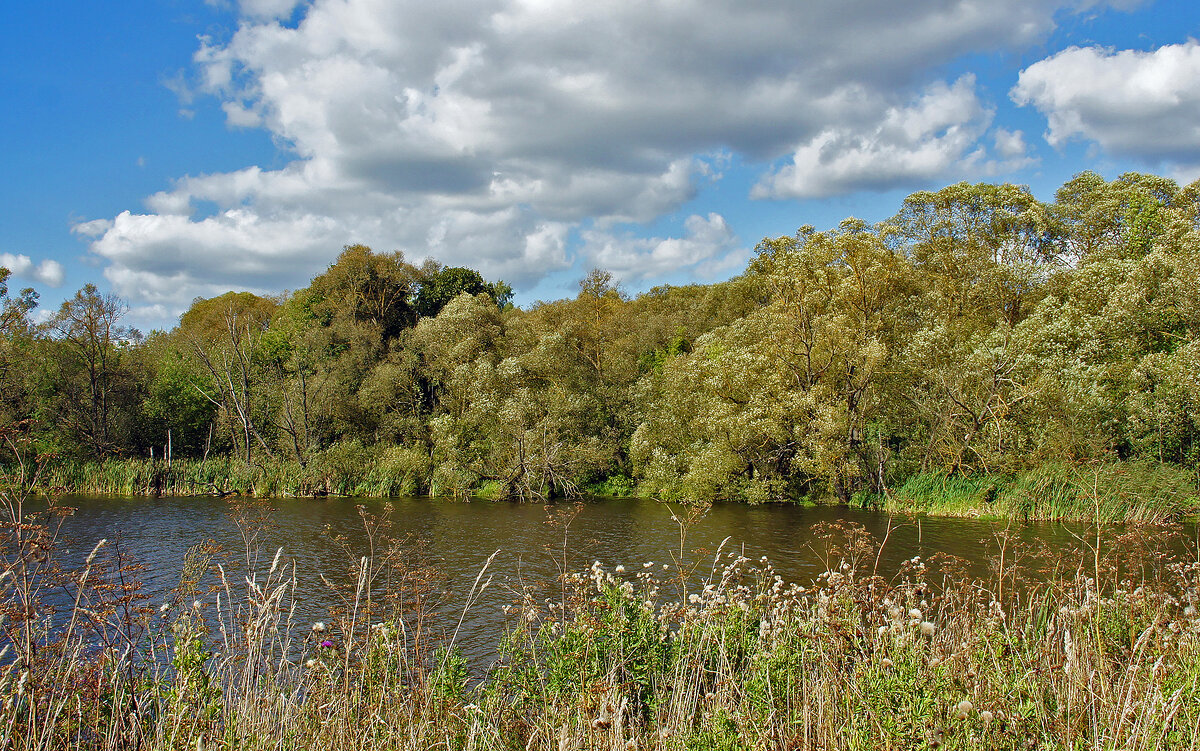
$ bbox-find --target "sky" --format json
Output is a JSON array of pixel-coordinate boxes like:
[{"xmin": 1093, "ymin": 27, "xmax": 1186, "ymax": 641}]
[{"xmin": 2, "ymin": 0, "xmax": 1200, "ymax": 332}]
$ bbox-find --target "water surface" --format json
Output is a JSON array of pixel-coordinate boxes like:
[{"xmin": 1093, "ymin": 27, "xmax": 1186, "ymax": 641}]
[{"xmin": 41, "ymin": 495, "xmax": 1198, "ymax": 661}]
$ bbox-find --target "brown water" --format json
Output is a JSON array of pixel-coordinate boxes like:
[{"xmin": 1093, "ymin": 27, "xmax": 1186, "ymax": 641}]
[{"xmin": 42, "ymin": 494, "xmax": 1199, "ymax": 660}]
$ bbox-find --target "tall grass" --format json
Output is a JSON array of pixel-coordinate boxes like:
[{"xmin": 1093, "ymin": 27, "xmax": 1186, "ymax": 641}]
[
  {"xmin": 874, "ymin": 461, "xmax": 1200, "ymax": 524},
  {"xmin": 31, "ymin": 442, "xmax": 433, "ymax": 499},
  {"xmin": 5, "ymin": 450, "xmax": 1200, "ymax": 751}
]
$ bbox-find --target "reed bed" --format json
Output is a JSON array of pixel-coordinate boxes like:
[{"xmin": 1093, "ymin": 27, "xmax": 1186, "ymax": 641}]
[
  {"xmin": 32, "ymin": 443, "xmax": 432, "ymax": 499},
  {"xmin": 4, "ymin": 484, "xmax": 1200, "ymax": 749},
  {"xmin": 876, "ymin": 461, "xmax": 1200, "ymax": 524},
  {"xmin": 27, "ymin": 452, "xmax": 1200, "ymax": 527}
]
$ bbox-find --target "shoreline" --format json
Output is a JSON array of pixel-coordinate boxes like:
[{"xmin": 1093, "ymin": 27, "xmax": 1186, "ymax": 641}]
[{"xmin": 22, "ymin": 455, "xmax": 1200, "ymax": 524}]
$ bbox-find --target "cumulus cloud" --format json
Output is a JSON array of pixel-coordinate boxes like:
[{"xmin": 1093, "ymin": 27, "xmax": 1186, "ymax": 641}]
[
  {"xmin": 993, "ymin": 128, "xmax": 1029, "ymax": 160},
  {"xmin": 752, "ymin": 76, "xmax": 994, "ymax": 199},
  {"xmin": 1012, "ymin": 41, "xmax": 1200, "ymax": 169},
  {"xmin": 76, "ymin": 0, "xmax": 1118, "ymax": 321},
  {"xmin": 0, "ymin": 253, "xmax": 66, "ymax": 288},
  {"xmin": 581, "ymin": 213, "xmax": 740, "ymax": 282}
]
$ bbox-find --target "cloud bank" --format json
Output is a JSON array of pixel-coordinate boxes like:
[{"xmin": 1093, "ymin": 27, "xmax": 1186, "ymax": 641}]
[
  {"xmin": 1012, "ymin": 41, "xmax": 1200, "ymax": 176},
  {"xmin": 77, "ymin": 0, "xmax": 1129, "ymax": 322}
]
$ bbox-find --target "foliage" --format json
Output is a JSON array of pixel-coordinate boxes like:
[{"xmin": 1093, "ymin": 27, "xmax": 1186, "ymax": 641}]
[{"xmin": 4, "ymin": 172, "xmax": 1200, "ymax": 511}]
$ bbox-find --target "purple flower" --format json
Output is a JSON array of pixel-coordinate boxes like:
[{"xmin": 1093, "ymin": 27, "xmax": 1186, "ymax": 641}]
[{"xmin": 320, "ymin": 640, "xmax": 334, "ymax": 649}]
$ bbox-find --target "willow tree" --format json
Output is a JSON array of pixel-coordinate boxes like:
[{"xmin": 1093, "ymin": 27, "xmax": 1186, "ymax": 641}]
[{"xmin": 634, "ymin": 220, "xmax": 913, "ymax": 502}]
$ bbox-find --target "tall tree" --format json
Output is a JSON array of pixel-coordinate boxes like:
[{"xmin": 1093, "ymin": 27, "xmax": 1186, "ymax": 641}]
[
  {"xmin": 47, "ymin": 284, "xmax": 138, "ymax": 456},
  {"xmin": 179, "ymin": 292, "xmax": 277, "ymax": 463}
]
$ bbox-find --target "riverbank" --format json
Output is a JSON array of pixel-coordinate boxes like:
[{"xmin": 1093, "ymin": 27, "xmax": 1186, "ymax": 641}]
[
  {"xmin": 24, "ymin": 452, "xmax": 1200, "ymax": 523},
  {"xmin": 4, "ymin": 516, "xmax": 1198, "ymax": 751},
  {"xmin": 863, "ymin": 462, "xmax": 1200, "ymax": 524}
]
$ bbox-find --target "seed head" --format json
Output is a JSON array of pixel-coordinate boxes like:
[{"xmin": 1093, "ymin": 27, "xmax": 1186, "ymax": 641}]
[
  {"xmin": 920, "ymin": 621, "xmax": 936, "ymax": 636},
  {"xmin": 312, "ymin": 622, "xmax": 327, "ymax": 633}
]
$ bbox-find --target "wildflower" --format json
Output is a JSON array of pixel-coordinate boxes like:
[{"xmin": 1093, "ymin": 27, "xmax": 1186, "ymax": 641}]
[
  {"xmin": 312, "ymin": 621, "xmax": 327, "ymax": 633},
  {"xmin": 615, "ymin": 565, "xmax": 626, "ymax": 574},
  {"xmin": 920, "ymin": 621, "xmax": 936, "ymax": 637},
  {"xmin": 955, "ymin": 699, "xmax": 973, "ymax": 720},
  {"xmin": 643, "ymin": 562, "xmax": 654, "ymax": 568},
  {"xmin": 320, "ymin": 640, "xmax": 334, "ymax": 649}
]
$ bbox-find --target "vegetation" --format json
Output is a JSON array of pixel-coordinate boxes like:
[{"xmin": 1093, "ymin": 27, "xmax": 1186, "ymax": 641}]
[
  {"xmin": 4, "ymin": 461, "xmax": 1200, "ymax": 750},
  {"xmin": 2, "ymin": 172, "xmax": 1200, "ymax": 517}
]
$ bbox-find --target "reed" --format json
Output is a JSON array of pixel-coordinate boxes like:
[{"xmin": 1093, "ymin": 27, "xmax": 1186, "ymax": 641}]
[
  {"xmin": 875, "ymin": 461, "xmax": 1200, "ymax": 524},
  {"xmin": 28, "ymin": 442, "xmax": 433, "ymax": 499}
]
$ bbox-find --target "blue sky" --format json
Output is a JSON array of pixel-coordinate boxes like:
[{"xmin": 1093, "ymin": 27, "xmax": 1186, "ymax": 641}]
[{"xmin": 3, "ymin": 0, "xmax": 1200, "ymax": 331}]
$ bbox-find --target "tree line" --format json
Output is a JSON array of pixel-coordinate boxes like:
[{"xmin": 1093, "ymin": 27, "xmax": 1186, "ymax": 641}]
[{"xmin": 2, "ymin": 172, "xmax": 1198, "ymax": 502}]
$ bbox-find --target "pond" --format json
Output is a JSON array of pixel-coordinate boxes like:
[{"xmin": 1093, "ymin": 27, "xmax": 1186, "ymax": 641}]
[{"xmin": 38, "ymin": 494, "xmax": 1200, "ymax": 662}]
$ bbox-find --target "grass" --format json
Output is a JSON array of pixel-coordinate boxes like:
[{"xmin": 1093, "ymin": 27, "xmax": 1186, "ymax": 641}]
[
  {"xmin": 30, "ymin": 442, "xmax": 434, "ymax": 499},
  {"xmin": 868, "ymin": 461, "xmax": 1200, "ymax": 524},
  {"xmin": 25, "ymin": 451, "xmax": 1200, "ymax": 526},
  {"xmin": 5, "ymin": 444, "xmax": 1200, "ymax": 751}
]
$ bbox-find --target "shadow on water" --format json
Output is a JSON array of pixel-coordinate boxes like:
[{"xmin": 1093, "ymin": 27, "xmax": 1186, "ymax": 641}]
[{"xmin": 36, "ymin": 494, "xmax": 1200, "ymax": 663}]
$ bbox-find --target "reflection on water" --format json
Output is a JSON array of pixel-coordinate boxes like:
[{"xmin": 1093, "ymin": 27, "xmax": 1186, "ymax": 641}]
[{"xmin": 40, "ymin": 495, "xmax": 1199, "ymax": 661}]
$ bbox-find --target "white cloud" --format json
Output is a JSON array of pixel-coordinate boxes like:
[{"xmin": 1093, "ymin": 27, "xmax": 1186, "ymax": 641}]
[
  {"xmin": 993, "ymin": 128, "xmax": 1029, "ymax": 160},
  {"xmin": 0, "ymin": 253, "xmax": 66, "ymax": 288},
  {"xmin": 78, "ymin": 0, "xmax": 1121, "ymax": 322},
  {"xmin": 1012, "ymin": 41, "xmax": 1200, "ymax": 168},
  {"xmin": 753, "ymin": 76, "xmax": 994, "ymax": 199},
  {"xmin": 581, "ymin": 213, "xmax": 739, "ymax": 281}
]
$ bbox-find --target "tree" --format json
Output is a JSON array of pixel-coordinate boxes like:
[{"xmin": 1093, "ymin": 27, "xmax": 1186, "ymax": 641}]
[
  {"xmin": 0, "ymin": 267, "xmax": 38, "ymax": 430},
  {"xmin": 178, "ymin": 292, "xmax": 277, "ymax": 463},
  {"xmin": 46, "ymin": 284, "xmax": 138, "ymax": 456},
  {"xmin": 307, "ymin": 244, "xmax": 421, "ymax": 341},
  {"xmin": 414, "ymin": 264, "xmax": 513, "ymax": 318}
]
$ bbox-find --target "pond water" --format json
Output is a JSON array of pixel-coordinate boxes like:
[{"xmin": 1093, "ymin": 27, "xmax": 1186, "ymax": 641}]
[{"xmin": 38, "ymin": 494, "xmax": 1200, "ymax": 661}]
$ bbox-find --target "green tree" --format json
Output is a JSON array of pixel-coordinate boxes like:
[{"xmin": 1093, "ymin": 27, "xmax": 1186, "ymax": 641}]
[
  {"xmin": 45, "ymin": 284, "xmax": 140, "ymax": 456},
  {"xmin": 415, "ymin": 264, "xmax": 513, "ymax": 318},
  {"xmin": 178, "ymin": 292, "xmax": 278, "ymax": 462}
]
